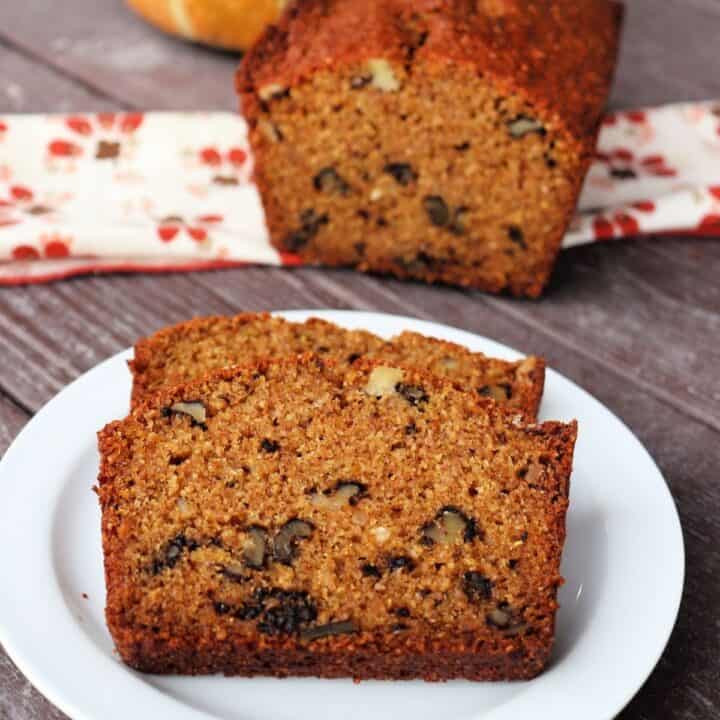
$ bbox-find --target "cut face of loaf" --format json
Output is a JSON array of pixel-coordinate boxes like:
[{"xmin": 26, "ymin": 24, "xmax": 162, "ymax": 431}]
[
  {"xmin": 238, "ymin": 0, "xmax": 622, "ymax": 296},
  {"xmin": 98, "ymin": 355, "xmax": 577, "ymax": 681},
  {"xmin": 129, "ymin": 313, "xmax": 545, "ymax": 420}
]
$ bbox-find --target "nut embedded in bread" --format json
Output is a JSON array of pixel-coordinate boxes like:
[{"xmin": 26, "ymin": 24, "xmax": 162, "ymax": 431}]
[
  {"xmin": 98, "ymin": 355, "xmax": 577, "ymax": 680},
  {"xmin": 128, "ymin": 313, "xmax": 545, "ymax": 420},
  {"xmin": 238, "ymin": 0, "xmax": 623, "ymax": 296}
]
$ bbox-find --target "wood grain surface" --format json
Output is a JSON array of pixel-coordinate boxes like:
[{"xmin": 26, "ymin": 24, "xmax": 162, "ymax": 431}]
[{"xmin": 0, "ymin": 1, "xmax": 719, "ymax": 718}]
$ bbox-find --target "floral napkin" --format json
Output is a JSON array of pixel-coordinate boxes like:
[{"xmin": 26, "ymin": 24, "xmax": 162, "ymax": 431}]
[{"xmin": 0, "ymin": 101, "xmax": 718, "ymax": 284}]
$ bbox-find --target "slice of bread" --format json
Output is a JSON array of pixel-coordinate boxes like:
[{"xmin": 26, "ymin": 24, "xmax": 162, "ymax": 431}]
[
  {"xmin": 129, "ymin": 313, "xmax": 545, "ymax": 421},
  {"xmin": 98, "ymin": 354, "xmax": 576, "ymax": 680}
]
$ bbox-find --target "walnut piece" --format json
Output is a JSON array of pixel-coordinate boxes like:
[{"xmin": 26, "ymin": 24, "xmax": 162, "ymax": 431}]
[
  {"xmin": 311, "ymin": 482, "xmax": 367, "ymax": 510},
  {"xmin": 258, "ymin": 119, "xmax": 283, "ymax": 142},
  {"xmin": 478, "ymin": 384, "xmax": 512, "ymax": 402},
  {"xmin": 273, "ymin": 519, "xmax": 314, "ymax": 565},
  {"xmin": 163, "ymin": 401, "xmax": 207, "ymax": 427},
  {"xmin": 371, "ymin": 526, "xmax": 391, "ymax": 544},
  {"xmin": 242, "ymin": 526, "xmax": 269, "ymax": 570},
  {"xmin": 258, "ymin": 83, "xmax": 288, "ymax": 101},
  {"xmin": 507, "ymin": 115, "xmax": 546, "ymax": 139},
  {"xmin": 366, "ymin": 59, "xmax": 401, "ymax": 92},
  {"xmin": 314, "ymin": 167, "xmax": 351, "ymax": 195},
  {"xmin": 364, "ymin": 367, "xmax": 404, "ymax": 397},
  {"xmin": 421, "ymin": 507, "xmax": 476, "ymax": 545}
]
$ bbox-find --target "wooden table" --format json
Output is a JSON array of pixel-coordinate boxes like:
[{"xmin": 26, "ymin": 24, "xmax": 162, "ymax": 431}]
[{"xmin": 1, "ymin": 1, "xmax": 718, "ymax": 717}]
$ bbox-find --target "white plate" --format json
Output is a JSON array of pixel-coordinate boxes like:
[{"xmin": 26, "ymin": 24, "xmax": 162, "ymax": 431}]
[{"xmin": 0, "ymin": 310, "xmax": 683, "ymax": 720}]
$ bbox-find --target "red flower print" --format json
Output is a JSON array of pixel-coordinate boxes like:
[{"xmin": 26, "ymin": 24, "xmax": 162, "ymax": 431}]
[
  {"xmin": 640, "ymin": 155, "xmax": 663, "ymax": 167},
  {"xmin": 197, "ymin": 214, "xmax": 223, "ymax": 224},
  {"xmin": 698, "ymin": 214, "xmax": 720, "ymax": 234},
  {"xmin": 228, "ymin": 148, "xmax": 247, "ymax": 167},
  {"xmin": 612, "ymin": 148, "xmax": 634, "ymax": 162},
  {"xmin": 592, "ymin": 210, "xmax": 643, "ymax": 240},
  {"xmin": 187, "ymin": 227, "xmax": 207, "ymax": 242},
  {"xmin": 48, "ymin": 139, "xmax": 83, "ymax": 158},
  {"xmin": 592, "ymin": 217, "xmax": 614, "ymax": 240},
  {"xmin": 593, "ymin": 148, "xmax": 677, "ymax": 181},
  {"xmin": 119, "ymin": 113, "xmax": 143, "ymax": 133},
  {"xmin": 602, "ymin": 113, "xmax": 618, "ymax": 127},
  {"xmin": 632, "ymin": 201, "xmax": 656, "ymax": 213},
  {"xmin": 157, "ymin": 216, "xmax": 183, "ymax": 242},
  {"xmin": 200, "ymin": 147, "xmax": 223, "ymax": 166},
  {"xmin": 97, "ymin": 113, "xmax": 116, "ymax": 130},
  {"xmin": 48, "ymin": 112, "xmax": 145, "ymax": 163},
  {"xmin": 12, "ymin": 245, "xmax": 40, "ymax": 261},
  {"xmin": 158, "ymin": 225, "xmax": 180, "ymax": 242},
  {"xmin": 626, "ymin": 110, "xmax": 647, "ymax": 124},
  {"xmin": 0, "ymin": 185, "xmax": 55, "ymax": 222},
  {"xmin": 10, "ymin": 185, "xmax": 33, "ymax": 202},
  {"xmin": 156, "ymin": 214, "xmax": 223, "ymax": 244},
  {"xmin": 40, "ymin": 233, "xmax": 73, "ymax": 258},
  {"xmin": 279, "ymin": 252, "xmax": 304, "ymax": 266},
  {"xmin": 45, "ymin": 241, "xmax": 69, "ymax": 258},
  {"xmin": 66, "ymin": 116, "xmax": 93, "ymax": 136},
  {"xmin": 198, "ymin": 146, "xmax": 249, "ymax": 185},
  {"xmin": 639, "ymin": 155, "xmax": 677, "ymax": 178},
  {"xmin": 613, "ymin": 212, "xmax": 640, "ymax": 236},
  {"xmin": 709, "ymin": 186, "xmax": 720, "ymax": 201}
]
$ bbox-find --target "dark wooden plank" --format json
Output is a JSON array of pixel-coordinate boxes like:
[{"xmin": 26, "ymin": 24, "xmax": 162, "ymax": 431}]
[
  {"xmin": 0, "ymin": 274, "xmax": 236, "ymax": 410},
  {"xmin": 0, "ymin": 394, "xmax": 27, "ymax": 456},
  {"xmin": 0, "ymin": 43, "xmax": 122, "ymax": 113},
  {"xmin": 485, "ymin": 238, "xmax": 720, "ymax": 432},
  {"xmin": 610, "ymin": 0, "xmax": 720, "ymax": 108},
  {"xmin": 612, "ymin": 403, "xmax": 719, "ymax": 720},
  {"xmin": 0, "ymin": 645, "xmax": 68, "ymax": 720},
  {"xmin": 0, "ymin": 1, "xmax": 238, "ymax": 111}
]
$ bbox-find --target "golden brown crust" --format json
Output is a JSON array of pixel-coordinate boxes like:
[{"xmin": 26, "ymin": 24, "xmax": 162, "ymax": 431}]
[
  {"xmin": 99, "ymin": 354, "xmax": 576, "ymax": 680},
  {"xmin": 237, "ymin": 0, "xmax": 622, "ymax": 296},
  {"xmin": 128, "ymin": 313, "xmax": 545, "ymax": 420},
  {"xmin": 239, "ymin": 0, "xmax": 622, "ymax": 143}
]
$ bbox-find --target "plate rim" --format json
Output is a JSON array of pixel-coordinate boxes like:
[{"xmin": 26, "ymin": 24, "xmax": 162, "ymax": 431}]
[{"xmin": 0, "ymin": 308, "xmax": 684, "ymax": 720}]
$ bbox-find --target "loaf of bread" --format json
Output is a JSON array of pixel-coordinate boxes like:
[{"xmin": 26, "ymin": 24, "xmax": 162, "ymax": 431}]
[
  {"xmin": 126, "ymin": 0, "xmax": 289, "ymax": 50},
  {"xmin": 98, "ymin": 355, "xmax": 576, "ymax": 680},
  {"xmin": 238, "ymin": 0, "xmax": 622, "ymax": 296},
  {"xmin": 129, "ymin": 313, "xmax": 545, "ymax": 420}
]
